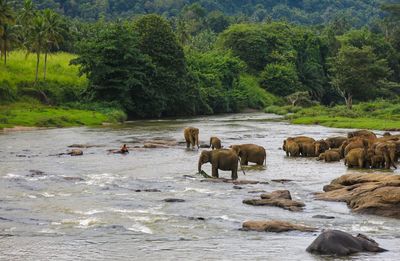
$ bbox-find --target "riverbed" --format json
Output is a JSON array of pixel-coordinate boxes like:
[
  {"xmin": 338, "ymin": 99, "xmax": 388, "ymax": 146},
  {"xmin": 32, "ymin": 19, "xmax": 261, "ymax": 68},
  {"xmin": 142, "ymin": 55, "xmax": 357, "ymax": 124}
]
[{"xmin": 0, "ymin": 113, "xmax": 399, "ymax": 260}]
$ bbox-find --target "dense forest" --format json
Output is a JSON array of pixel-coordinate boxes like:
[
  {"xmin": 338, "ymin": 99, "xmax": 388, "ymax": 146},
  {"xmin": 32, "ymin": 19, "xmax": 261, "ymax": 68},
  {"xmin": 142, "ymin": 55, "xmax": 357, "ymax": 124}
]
[
  {"xmin": 1, "ymin": 0, "xmax": 400, "ymax": 120},
  {"xmin": 11, "ymin": 0, "xmax": 387, "ymax": 27}
]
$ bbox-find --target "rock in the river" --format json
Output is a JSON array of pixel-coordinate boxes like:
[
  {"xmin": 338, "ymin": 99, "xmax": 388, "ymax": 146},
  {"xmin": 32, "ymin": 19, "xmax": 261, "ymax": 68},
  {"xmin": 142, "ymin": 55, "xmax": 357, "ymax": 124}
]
[
  {"xmin": 261, "ymin": 190, "xmax": 291, "ymax": 200},
  {"xmin": 271, "ymin": 179, "xmax": 293, "ymax": 183},
  {"xmin": 312, "ymin": 215, "xmax": 335, "ymax": 219},
  {"xmin": 164, "ymin": 198, "xmax": 185, "ymax": 203},
  {"xmin": 27, "ymin": 170, "xmax": 46, "ymax": 177},
  {"xmin": 201, "ymin": 178, "xmax": 268, "ymax": 185},
  {"xmin": 306, "ymin": 230, "xmax": 387, "ymax": 256},
  {"xmin": 233, "ymin": 186, "xmax": 243, "ymax": 189},
  {"xmin": 315, "ymin": 173, "xmax": 400, "ymax": 218},
  {"xmin": 142, "ymin": 139, "xmax": 177, "ymax": 148},
  {"xmin": 67, "ymin": 149, "xmax": 83, "ymax": 156},
  {"xmin": 242, "ymin": 220, "xmax": 316, "ymax": 233},
  {"xmin": 68, "ymin": 144, "xmax": 103, "ymax": 148},
  {"xmin": 243, "ymin": 190, "xmax": 305, "ymax": 211}
]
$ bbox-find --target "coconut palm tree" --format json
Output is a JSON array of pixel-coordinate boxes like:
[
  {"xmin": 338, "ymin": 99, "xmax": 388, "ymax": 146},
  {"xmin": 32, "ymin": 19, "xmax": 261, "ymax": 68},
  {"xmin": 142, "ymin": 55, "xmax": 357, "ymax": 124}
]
[
  {"xmin": 27, "ymin": 14, "xmax": 47, "ymax": 83},
  {"xmin": 0, "ymin": 0, "xmax": 15, "ymax": 60},
  {"xmin": 0, "ymin": 23, "xmax": 18, "ymax": 64},
  {"xmin": 0, "ymin": 0, "xmax": 15, "ymax": 35},
  {"xmin": 43, "ymin": 9, "xmax": 65, "ymax": 80}
]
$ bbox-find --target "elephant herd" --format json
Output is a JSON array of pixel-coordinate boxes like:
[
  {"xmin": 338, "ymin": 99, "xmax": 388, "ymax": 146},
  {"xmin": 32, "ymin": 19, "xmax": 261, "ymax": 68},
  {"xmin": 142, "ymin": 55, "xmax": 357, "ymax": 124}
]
[
  {"xmin": 283, "ymin": 130, "xmax": 400, "ymax": 170},
  {"xmin": 184, "ymin": 127, "xmax": 267, "ymax": 180}
]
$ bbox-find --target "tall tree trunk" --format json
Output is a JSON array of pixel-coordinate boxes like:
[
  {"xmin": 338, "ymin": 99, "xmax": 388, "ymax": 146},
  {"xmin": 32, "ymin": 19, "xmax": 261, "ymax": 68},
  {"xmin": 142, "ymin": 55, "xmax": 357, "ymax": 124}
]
[
  {"xmin": 43, "ymin": 51, "xmax": 48, "ymax": 81},
  {"xmin": 35, "ymin": 52, "xmax": 40, "ymax": 83},
  {"xmin": 4, "ymin": 48, "xmax": 6, "ymax": 65},
  {"xmin": 346, "ymin": 94, "xmax": 353, "ymax": 110}
]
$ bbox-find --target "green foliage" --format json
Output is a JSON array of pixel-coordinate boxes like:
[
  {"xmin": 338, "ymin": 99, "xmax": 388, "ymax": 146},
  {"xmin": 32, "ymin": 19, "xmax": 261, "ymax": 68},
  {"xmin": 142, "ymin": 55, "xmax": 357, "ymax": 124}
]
[
  {"xmin": 260, "ymin": 63, "xmax": 302, "ymax": 96},
  {"xmin": 0, "ymin": 101, "xmax": 110, "ymax": 129},
  {"xmin": 133, "ymin": 14, "xmax": 197, "ymax": 117},
  {"xmin": 328, "ymin": 45, "xmax": 392, "ymax": 108},
  {"xmin": 289, "ymin": 100, "xmax": 400, "ymax": 130},
  {"xmin": 72, "ymin": 21, "xmax": 157, "ymax": 118}
]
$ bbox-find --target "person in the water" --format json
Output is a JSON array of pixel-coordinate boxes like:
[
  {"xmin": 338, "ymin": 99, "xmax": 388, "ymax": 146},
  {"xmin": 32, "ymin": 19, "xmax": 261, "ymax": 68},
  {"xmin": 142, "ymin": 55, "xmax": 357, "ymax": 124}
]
[{"xmin": 119, "ymin": 144, "xmax": 129, "ymax": 154}]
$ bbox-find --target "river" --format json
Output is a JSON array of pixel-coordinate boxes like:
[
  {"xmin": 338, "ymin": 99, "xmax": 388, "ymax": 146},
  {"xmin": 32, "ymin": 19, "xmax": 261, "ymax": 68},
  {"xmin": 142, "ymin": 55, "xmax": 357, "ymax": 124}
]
[{"xmin": 0, "ymin": 113, "xmax": 399, "ymax": 260}]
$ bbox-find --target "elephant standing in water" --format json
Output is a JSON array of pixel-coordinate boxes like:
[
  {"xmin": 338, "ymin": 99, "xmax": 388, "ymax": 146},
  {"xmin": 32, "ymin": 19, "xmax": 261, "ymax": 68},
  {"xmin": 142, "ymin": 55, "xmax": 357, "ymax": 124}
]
[
  {"xmin": 184, "ymin": 127, "xmax": 199, "ymax": 149},
  {"xmin": 230, "ymin": 144, "xmax": 266, "ymax": 165},
  {"xmin": 209, "ymin": 136, "xmax": 222, "ymax": 150},
  {"xmin": 198, "ymin": 149, "xmax": 240, "ymax": 180}
]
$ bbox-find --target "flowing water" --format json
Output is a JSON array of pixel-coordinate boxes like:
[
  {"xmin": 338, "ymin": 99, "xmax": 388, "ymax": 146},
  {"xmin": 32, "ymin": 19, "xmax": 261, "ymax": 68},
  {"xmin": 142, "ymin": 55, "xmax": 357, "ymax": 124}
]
[{"xmin": 0, "ymin": 113, "xmax": 399, "ymax": 261}]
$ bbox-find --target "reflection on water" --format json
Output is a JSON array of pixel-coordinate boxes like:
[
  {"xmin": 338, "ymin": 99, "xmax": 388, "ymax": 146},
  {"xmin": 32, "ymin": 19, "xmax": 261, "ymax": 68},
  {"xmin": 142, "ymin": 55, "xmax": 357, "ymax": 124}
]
[{"xmin": 0, "ymin": 113, "xmax": 399, "ymax": 260}]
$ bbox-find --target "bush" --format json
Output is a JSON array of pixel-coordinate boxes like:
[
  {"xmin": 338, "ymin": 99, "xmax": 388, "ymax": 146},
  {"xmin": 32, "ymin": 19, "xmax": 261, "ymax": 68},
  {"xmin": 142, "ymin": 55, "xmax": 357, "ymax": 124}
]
[{"xmin": 0, "ymin": 80, "xmax": 17, "ymax": 102}]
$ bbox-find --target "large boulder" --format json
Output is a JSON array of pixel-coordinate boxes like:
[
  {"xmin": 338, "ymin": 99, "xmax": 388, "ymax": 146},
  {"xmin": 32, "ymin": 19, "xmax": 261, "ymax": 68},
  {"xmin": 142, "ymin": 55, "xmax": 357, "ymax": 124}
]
[
  {"xmin": 316, "ymin": 173, "xmax": 400, "ymax": 218},
  {"xmin": 242, "ymin": 220, "xmax": 316, "ymax": 233},
  {"xmin": 243, "ymin": 190, "xmax": 305, "ymax": 211},
  {"xmin": 306, "ymin": 230, "xmax": 387, "ymax": 256}
]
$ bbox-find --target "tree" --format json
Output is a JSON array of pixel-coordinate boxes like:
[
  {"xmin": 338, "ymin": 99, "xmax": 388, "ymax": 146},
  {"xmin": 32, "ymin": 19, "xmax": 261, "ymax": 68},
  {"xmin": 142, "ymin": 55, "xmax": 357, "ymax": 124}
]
[
  {"xmin": 133, "ymin": 14, "xmax": 197, "ymax": 116},
  {"xmin": 0, "ymin": 0, "xmax": 15, "ymax": 62},
  {"xmin": 285, "ymin": 91, "xmax": 311, "ymax": 106},
  {"xmin": 42, "ymin": 9, "xmax": 65, "ymax": 80},
  {"xmin": 259, "ymin": 63, "xmax": 302, "ymax": 96},
  {"xmin": 0, "ymin": 23, "xmax": 18, "ymax": 65},
  {"xmin": 18, "ymin": 0, "xmax": 36, "ymax": 51},
  {"xmin": 328, "ymin": 46, "xmax": 391, "ymax": 109},
  {"xmin": 0, "ymin": 0, "xmax": 15, "ymax": 35},
  {"xmin": 28, "ymin": 14, "xmax": 47, "ymax": 83},
  {"xmin": 71, "ymin": 22, "xmax": 157, "ymax": 117}
]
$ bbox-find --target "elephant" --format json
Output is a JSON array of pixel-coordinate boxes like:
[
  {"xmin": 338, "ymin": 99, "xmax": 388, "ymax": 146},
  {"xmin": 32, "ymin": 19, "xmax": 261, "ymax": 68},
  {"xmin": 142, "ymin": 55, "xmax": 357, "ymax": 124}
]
[
  {"xmin": 371, "ymin": 155, "xmax": 384, "ymax": 168},
  {"xmin": 373, "ymin": 142, "xmax": 397, "ymax": 169},
  {"xmin": 209, "ymin": 136, "xmax": 222, "ymax": 150},
  {"xmin": 230, "ymin": 144, "xmax": 266, "ymax": 165},
  {"xmin": 317, "ymin": 152, "xmax": 325, "ymax": 161},
  {"xmin": 347, "ymin": 130, "xmax": 377, "ymax": 139},
  {"xmin": 314, "ymin": 139, "xmax": 329, "ymax": 156},
  {"xmin": 344, "ymin": 139, "xmax": 369, "ymax": 157},
  {"xmin": 283, "ymin": 139, "xmax": 300, "ymax": 157},
  {"xmin": 288, "ymin": 136, "xmax": 315, "ymax": 143},
  {"xmin": 299, "ymin": 142, "xmax": 316, "ymax": 157},
  {"xmin": 198, "ymin": 149, "xmax": 240, "ymax": 180},
  {"xmin": 325, "ymin": 136, "xmax": 347, "ymax": 149},
  {"xmin": 345, "ymin": 148, "xmax": 369, "ymax": 168},
  {"xmin": 323, "ymin": 150, "xmax": 341, "ymax": 162},
  {"xmin": 339, "ymin": 137, "xmax": 365, "ymax": 158},
  {"xmin": 184, "ymin": 127, "xmax": 199, "ymax": 149},
  {"xmin": 306, "ymin": 230, "xmax": 387, "ymax": 256}
]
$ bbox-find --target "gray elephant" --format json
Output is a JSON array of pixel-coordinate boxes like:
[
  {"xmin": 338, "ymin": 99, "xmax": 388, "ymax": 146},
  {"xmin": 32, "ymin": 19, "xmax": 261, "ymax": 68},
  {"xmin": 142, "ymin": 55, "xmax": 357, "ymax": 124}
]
[{"xmin": 198, "ymin": 149, "xmax": 240, "ymax": 180}]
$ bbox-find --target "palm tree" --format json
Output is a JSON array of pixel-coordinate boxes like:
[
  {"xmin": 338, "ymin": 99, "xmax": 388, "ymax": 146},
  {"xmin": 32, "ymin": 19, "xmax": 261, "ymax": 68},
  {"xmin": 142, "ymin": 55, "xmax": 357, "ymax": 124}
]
[
  {"xmin": 0, "ymin": 23, "xmax": 18, "ymax": 64},
  {"xmin": 0, "ymin": 0, "xmax": 15, "ymax": 34},
  {"xmin": 17, "ymin": 0, "xmax": 36, "ymax": 50},
  {"xmin": 0, "ymin": 0, "xmax": 15, "ymax": 59},
  {"xmin": 27, "ymin": 14, "xmax": 46, "ymax": 83},
  {"xmin": 43, "ymin": 9, "xmax": 65, "ymax": 80}
]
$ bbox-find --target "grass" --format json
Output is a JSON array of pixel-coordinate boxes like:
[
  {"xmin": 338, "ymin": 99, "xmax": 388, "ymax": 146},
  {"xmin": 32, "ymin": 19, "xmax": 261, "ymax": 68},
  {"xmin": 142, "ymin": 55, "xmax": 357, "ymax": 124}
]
[
  {"xmin": 239, "ymin": 74, "xmax": 280, "ymax": 109},
  {"xmin": 0, "ymin": 50, "xmax": 86, "ymax": 88},
  {"xmin": 0, "ymin": 53, "xmax": 127, "ymax": 129},
  {"xmin": 0, "ymin": 101, "xmax": 110, "ymax": 129},
  {"xmin": 287, "ymin": 100, "xmax": 400, "ymax": 130}
]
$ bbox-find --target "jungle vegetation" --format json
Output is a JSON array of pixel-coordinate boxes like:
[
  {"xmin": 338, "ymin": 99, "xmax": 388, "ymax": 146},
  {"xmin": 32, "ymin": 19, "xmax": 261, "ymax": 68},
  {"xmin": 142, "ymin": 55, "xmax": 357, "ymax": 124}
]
[{"xmin": 0, "ymin": 0, "xmax": 399, "ymax": 127}]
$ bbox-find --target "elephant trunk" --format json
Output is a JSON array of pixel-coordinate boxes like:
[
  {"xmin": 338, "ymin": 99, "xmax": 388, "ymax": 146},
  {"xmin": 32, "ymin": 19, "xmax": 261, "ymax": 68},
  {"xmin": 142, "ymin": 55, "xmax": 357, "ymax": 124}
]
[{"xmin": 196, "ymin": 133, "xmax": 199, "ymax": 148}]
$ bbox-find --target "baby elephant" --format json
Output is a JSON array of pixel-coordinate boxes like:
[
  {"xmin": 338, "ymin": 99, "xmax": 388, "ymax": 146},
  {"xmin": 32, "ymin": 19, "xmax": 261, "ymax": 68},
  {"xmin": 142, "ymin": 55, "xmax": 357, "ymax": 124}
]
[
  {"xmin": 306, "ymin": 230, "xmax": 387, "ymax": 256},
  {"xmin": 209, "ymin": 136, "xmax": 222, "ymax": 150},
  {"xmin": 230, "ymin": 144, "xmax": 266, "ymax": 165},
  {"xmin": 198, "ymin": 149, "xmax": 240, "ymax": 180},
  {"xmin": 184, "ymin": 127, "xmax": 199, "ymax": 149}
]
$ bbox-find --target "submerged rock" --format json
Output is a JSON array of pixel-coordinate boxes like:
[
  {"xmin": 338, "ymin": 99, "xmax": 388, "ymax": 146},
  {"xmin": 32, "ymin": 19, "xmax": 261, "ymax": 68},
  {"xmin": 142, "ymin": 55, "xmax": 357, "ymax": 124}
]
[
  {"xmin": 306, "ymin": 230, "xmax": 387, "ymax": 256},
  {"xmin": 135, "ymin": 189, "xmax": 161, "ymax": 192},
  {"xmin": 233, "ymin": 186, "xmax": 243, "ymax": 189},
  {"xmin": 242, "ymin": 220, "xmax": 316, "ymax": 233},
  {"xmin": 164, "ymin": 198, "xmax": 185, "ymax": 203},
  {"xmin": 243, "ymin": 190, "xmax": 305, "ymax": 211},
  {"xmin": 271, "ymin": 179, "xmax": 293, "ymax": 183},
  {"xmin": 27, "ymin": 170, "xmax": 46, "ymax": 177},
  {"xmin": 201, "ymin": 178, "xmax": 268, "ymax": 185},
  {"xmin": 69, "ymin": 149, "xmax": 83, "ymax": 156},
  {"xmin": 68, "ymin": 144, "xmax": 104, "ymax": 148},
  {"xmin": 315, "ymin": 173, "xmax": 400, "ymax": 218},
  {"xmin": 312, "ymin": 215, "xmax": 335, "ymax": 219}
]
